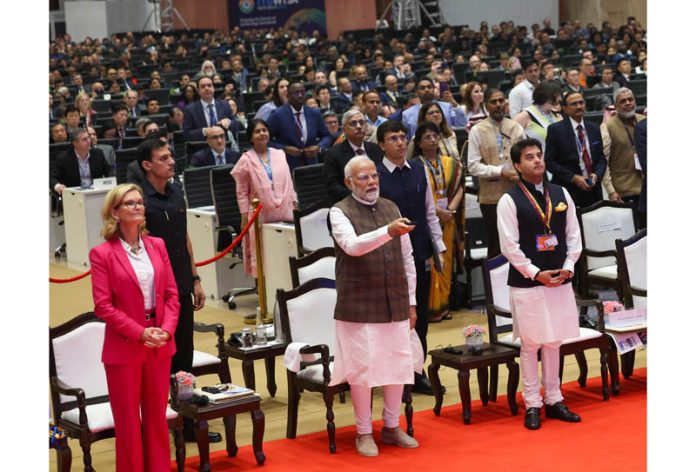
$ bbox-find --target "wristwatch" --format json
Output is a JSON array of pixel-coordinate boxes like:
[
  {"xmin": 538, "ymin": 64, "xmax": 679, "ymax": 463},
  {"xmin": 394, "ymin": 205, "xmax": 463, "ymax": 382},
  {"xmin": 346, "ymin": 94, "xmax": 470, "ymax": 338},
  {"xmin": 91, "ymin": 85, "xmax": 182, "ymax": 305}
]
[{"xmin": 192, "ymin": 275, "xmax": 201, "ymax": 283}]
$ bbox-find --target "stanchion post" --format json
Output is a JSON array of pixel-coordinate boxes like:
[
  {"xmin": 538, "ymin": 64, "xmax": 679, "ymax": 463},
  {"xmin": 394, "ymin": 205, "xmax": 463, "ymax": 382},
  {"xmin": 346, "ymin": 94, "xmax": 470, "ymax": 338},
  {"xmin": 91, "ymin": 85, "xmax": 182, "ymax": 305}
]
[{"xmin": 251, "ymin": 199, "xmax": 269, "ymax": 323}]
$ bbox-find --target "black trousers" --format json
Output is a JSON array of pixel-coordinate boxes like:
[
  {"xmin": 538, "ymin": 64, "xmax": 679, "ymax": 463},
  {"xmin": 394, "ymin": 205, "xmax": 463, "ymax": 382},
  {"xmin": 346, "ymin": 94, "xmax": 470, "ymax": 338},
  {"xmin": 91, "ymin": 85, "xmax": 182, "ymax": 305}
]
[
  {"xmin": 415, "ymin": 259, "xmax": 431, "ymax": 376},
  {"xmin": 621, "ymin": 195, "xmax": 646, "ymax": 230},
  {"xmin": 170, "ymin": 291, "xmax": 194, "ymax": 374},
  {"xmin": 480, "ymin": 203, "xmax": 501, "ymax": 259}
]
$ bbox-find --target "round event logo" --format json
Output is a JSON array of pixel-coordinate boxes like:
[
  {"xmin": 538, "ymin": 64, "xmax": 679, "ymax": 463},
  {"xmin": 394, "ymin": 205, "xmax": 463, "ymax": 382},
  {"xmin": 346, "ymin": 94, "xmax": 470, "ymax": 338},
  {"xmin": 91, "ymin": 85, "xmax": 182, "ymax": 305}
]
[{"xmin": 239, "ymin": 0, "xmax": 254, "ymax": 14}]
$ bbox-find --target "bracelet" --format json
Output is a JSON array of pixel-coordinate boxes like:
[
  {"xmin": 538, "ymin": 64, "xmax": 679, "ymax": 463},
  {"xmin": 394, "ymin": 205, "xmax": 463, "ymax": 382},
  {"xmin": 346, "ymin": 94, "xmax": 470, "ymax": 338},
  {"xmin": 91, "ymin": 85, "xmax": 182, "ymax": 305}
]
[{"xmin": 192, "ymin": 275, "xmax": 201, "ymax": 283}]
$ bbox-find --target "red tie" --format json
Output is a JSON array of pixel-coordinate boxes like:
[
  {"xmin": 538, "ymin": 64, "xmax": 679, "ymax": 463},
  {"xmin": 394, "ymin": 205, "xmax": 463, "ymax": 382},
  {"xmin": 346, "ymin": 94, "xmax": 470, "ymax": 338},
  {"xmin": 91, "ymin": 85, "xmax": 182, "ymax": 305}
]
[{"xmin": 576, "ymin": 124, "xmax": 593, "ymax": 176}]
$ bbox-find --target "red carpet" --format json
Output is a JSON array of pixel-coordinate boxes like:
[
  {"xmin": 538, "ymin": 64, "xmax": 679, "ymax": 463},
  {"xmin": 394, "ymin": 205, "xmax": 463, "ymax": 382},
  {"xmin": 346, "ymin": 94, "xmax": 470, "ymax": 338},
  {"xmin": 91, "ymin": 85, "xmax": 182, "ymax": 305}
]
[{"xmin": 173, "ymin": 369, "xmax": 646, "ymax": 471}]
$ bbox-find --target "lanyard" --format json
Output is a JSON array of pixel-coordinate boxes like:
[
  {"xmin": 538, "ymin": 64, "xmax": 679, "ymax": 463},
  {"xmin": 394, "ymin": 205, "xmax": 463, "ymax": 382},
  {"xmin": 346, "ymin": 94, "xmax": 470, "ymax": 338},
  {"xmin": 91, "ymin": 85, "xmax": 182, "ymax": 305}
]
[
  {"xmin": 517, "ymin": 182, "xmax": 553, "ymax": 233},
  {"xmin": 256, "ymin": 149, "xmax": 273, "ymax": 183},
  {"xmin": 623, "ymin": 123, "xmax": 636, "ymax": 149},
  {"xmin": 421, "ymin": 155, "xmax": 447, "ymax": 195}
]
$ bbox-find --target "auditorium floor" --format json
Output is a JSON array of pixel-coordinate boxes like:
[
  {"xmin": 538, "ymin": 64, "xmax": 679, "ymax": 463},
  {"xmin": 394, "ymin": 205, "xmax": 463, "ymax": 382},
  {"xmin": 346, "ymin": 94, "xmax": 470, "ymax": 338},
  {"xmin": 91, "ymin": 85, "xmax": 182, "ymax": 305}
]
[{"xmin": 49, "ymin": 262, "xmax": 647, "ymax": 471}]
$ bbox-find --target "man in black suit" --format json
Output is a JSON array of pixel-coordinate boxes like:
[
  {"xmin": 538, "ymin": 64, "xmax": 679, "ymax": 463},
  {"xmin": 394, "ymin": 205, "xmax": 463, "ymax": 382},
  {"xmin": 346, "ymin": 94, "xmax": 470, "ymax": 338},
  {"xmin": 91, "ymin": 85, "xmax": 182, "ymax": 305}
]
[
  {"xmin": 190, "ymin": 125, "xmax": 241, "ymax": 167},
  {"xmin": 183, "ymin": 76, "xmax": 241, "ymax": 146},
  {"xmin": 545, "ymin": 91, "xmax": 607, "ymax": 208},
  {"xmin": 51, "ymin": 129, "xmax": 112, "ymax": 194},
  {"xmin": 380, "ymin": 74, "xmax": 400, "ymax": 107},
  {"xmin": 323, "ymin": 109, "xmax": 383, "ymax": 202}
]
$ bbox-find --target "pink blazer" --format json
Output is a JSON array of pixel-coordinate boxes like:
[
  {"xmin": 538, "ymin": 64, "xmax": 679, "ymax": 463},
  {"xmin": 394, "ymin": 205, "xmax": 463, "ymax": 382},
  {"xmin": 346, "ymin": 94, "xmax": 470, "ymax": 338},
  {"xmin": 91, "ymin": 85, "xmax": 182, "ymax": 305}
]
[{"xmin": 90, "ymin": 235, "xmax": 180, "ymax": 365}]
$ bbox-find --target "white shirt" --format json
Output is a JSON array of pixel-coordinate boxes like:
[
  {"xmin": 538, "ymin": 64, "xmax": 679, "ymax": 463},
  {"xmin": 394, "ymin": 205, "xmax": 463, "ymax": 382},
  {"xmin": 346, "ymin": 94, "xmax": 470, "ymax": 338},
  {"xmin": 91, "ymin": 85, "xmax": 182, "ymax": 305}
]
[
  {"xmin": 291, "ymin": 105, "xmax": 308, "ymax": 144},
  {"xmin": 569, "ymin": 117, "xmax": 590, "ymax": 177},
  {"xmin": 201, "ymin": 99, "xmax": 217, "ymax": 127},
  {"xmin": 508, "ymin": 79, "xmax": 535, "ymax": 118},
  {"xmin": 329, "ymin": 195, "xmax": 417, "ymax": 305},
  {"xmin": 497, "ymin": 184, "xmax": 582, "ymax": 280},
  {"xmin": 347, "ymin": 139, "xmax": 366, "ymax": 155},
  {"xmin": 119, "ymin": 237, "xmax": 156, "ymax": 311},
  {"xmin": 381, "ymin": 157, "xmax": 446, "ymax": 253}
]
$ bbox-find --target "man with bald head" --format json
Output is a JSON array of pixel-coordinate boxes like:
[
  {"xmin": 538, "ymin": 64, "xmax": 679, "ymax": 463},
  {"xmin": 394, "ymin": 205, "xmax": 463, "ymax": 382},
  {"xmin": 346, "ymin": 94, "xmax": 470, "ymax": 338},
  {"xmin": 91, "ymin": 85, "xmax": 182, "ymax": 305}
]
[
  {"xmin": 380, "ymin": 74, "xmax": 400, "ymax": 107},
  {"xmin": 329, "ymin": 155, "xmax": 421, "ymax": 457}
]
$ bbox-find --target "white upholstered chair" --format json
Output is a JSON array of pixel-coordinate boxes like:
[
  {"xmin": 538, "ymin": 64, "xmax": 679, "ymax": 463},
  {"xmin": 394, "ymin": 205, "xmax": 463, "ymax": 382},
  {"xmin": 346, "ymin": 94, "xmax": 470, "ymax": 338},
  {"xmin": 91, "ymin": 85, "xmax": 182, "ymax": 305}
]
[
  {"xmin": 577, "ymin": 201, "xmax": 637, "ymax": 299},
  {"xmin": 292, "ymin": 198, "xmax": 334, "ymax": 256},
  {"xmin": 49, "ymin": 312, "xmax": 185, "ymax": 472},
  {"xmin": 289, "ymin": 247, "xmax": 336, "ymax": 288},
  {"xmin": 277, "ymin": 278, "xmax": 413, "ymax": 453},
  {"xmin": 612, "ymin": 228, "xmax": 648, "ymax": 380},
  {"xmin": 482, "ymin": 255, "xmax": 618, "ymax": 400}
]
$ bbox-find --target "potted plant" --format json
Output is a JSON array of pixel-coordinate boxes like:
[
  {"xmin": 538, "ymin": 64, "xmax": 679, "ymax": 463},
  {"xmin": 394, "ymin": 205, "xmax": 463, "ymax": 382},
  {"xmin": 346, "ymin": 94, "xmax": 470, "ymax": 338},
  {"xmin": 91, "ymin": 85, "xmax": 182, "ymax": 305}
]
[
  {"xmin": 174, "ymin": 371, "xmax": 196, "ymax": 401},
  {"xmin": 462, "ymin": 324, "xmax": 486, "ymax": 347}
]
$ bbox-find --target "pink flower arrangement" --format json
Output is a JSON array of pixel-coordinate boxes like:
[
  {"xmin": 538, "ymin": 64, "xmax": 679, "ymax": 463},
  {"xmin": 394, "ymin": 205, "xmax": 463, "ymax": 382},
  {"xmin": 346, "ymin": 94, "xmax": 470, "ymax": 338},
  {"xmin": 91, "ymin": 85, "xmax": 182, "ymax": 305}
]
[
  {"xmin": 175, "ymin": 371, "xmax": 196, "ymax": 387},
  {"xmin": 462, "ymin": 324, "xmax": 486, "ymax": 338},
  {"xmin": 603, "ymin": 301, "xmax": 625, "ymax": 313}
]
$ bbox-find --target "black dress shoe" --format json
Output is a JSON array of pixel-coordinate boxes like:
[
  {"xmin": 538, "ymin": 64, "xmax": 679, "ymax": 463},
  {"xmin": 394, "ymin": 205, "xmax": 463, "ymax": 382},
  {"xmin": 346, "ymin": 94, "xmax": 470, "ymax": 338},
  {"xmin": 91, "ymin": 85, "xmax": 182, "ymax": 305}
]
[
  {"xmin": 545, "ymin": 402, "xmax": 581, "ymax": 422},
  {"xmin": 412, "ymin": 377, "xmax": 434, "ymax": 395},
  {"xmin": 184, "ymin": 430, "xmax": 223, "ymax": 443},
  {"xmin": 524, "ymin": 407, "xmax": 541, "ymax": 430}
]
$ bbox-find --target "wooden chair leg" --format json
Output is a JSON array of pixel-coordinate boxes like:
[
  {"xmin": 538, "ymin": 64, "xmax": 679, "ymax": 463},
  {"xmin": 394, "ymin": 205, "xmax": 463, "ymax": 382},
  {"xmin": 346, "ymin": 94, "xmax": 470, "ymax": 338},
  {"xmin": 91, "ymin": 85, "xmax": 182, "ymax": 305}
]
[
  {"xmin": 599, "ymin": 347, "xmax": 609, "ymax": 401},
  {"xmin": 286, "ymin": 372, "xmax": 300, "ymax": 439},
  {"xmin": 324, "ymin": 391, "xmax": 337, "ymax": 454},
  {"xmin": 489, "ymin": 364, "xmax": 499, "ymax": 402},
  {"xmin": 339, "ymin": 392, "xmax": 346, "ymax": 404},
  {"xmin": 172, "ymin": 420, "xmax": 186, "ymax": 472},
  {"xmin": 558, "ymin": 354, "xmax": 565, "ymax": 385},
  {"xmin": 621, "ymin": 350, "xmax": 636, "ymax": 379},
  {"xmin": 575, "ymin": 352, "xmax": 588, "ymax": 387},
  {"xmin": 80, "ymin": 442, "xmax": 95, "ymax": 472},
  {"xmin": 403, "ymin": 385, "xmax": 414, "ymax": 437},
  {"xmin": 607, "ymin": 339, "xmax": 621, "ymax": 395}
]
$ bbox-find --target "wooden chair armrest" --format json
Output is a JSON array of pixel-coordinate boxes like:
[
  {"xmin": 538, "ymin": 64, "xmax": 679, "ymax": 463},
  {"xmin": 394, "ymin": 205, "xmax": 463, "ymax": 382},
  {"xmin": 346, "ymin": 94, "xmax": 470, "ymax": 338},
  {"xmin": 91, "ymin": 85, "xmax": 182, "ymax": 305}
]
[
  {"xmin": 51, "ymin": 377, "xmax": 88, "ymax": 426},
  {"xmin": 169, "ymin": 375, "xmax": 181, "ymax": 410},
  {"xmin": 299, "ymin": 344, "xmax": 332, "ymax": 383},
  {"xmin": 584, "ymin": 248, "xmax": 616, "ymax": 258}
]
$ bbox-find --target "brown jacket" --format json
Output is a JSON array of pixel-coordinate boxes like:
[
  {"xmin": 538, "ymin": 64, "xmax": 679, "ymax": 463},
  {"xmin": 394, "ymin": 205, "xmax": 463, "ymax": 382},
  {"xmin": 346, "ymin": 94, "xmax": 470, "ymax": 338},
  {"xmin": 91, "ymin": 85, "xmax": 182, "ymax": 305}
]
[{"xmin": 333, "ymin": 197, "xmax": 410, "ymax": 323}]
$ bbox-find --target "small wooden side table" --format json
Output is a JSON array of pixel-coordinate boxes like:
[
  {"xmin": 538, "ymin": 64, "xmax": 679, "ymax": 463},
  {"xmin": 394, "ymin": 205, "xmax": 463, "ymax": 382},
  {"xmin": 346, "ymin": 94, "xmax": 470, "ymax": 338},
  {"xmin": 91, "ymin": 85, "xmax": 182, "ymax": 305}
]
[
  {"xmin": 221, "ymin": 342, "xmax": 286, "ymax": 397},
  {"xmin": 180, "ymin": 395, "xmax": 266, "ymax": 471},
  {"xmin": 428, "ymin": 343, "xmax": 520, "ymax": 424}
]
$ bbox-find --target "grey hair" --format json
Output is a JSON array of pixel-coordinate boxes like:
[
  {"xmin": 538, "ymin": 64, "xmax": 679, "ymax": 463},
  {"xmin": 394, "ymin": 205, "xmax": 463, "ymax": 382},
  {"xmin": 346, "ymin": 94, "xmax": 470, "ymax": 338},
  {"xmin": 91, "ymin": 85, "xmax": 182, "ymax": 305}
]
[
  {"xmin": 613, "ymin": 87, "xmax": 634, "ymax": 103},
  {"xmin": 341, "ymin": 109, "xmax": 364, "ymax": 127},
  {"xmin": 344, "ymin": 155, "xmax": 375, "ymax": 178}
]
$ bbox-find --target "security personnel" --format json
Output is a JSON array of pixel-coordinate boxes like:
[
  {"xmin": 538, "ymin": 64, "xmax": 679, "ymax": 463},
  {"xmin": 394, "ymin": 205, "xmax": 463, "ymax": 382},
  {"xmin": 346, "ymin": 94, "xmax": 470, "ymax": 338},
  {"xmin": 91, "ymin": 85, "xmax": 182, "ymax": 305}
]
[{"xmin": 135, "ymin": 137, "xmax": 221, "ymax": 443}]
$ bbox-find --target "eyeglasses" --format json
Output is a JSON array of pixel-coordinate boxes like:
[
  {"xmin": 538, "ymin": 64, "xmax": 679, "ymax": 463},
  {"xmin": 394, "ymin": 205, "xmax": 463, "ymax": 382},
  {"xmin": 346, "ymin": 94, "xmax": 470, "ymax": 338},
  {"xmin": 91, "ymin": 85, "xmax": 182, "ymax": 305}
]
[
  {"xmin": 426, "ymin": 110, "xmax": 442, "ymax": 116},
  {"xmin": 208, "ymin": 134, "xmax": 226, "ymax": 140},
  {"xmin": 386, "ymin": 135, "xmax": 407, "ymax": 144},
  {"xmin": 348, "ymin": 119, "xmax": 366, "ymax": 127},
  {"xmin": 121, "ymin": 200, "xmax": 144, "ymax": 209},
  {"xmin": 351, "ymin": 172, "xmax": 379, "ymax": 182},
  {"xmin": 421, "ymin": 133, "xmax": 440, "ymax": 141}
]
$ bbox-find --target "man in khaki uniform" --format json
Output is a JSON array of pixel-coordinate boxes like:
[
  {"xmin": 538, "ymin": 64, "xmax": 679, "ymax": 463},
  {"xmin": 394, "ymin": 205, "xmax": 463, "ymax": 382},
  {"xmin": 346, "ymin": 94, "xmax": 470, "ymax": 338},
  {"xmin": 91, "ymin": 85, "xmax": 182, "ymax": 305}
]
[
  {"xmin": 468, "ymin": 88, "xmax": 526, "ymax": 257},
  {"xmin": 601, "ymin": 88, "xmax": 645, "ymax": 225}
]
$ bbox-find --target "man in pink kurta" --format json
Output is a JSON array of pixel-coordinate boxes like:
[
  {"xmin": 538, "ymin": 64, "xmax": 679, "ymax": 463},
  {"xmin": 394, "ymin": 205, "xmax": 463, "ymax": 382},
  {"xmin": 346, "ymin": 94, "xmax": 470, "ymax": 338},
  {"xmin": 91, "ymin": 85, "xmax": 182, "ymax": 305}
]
[{"xmin": 231, "ymin": 146, "xmax": 296, "ymax": 276}]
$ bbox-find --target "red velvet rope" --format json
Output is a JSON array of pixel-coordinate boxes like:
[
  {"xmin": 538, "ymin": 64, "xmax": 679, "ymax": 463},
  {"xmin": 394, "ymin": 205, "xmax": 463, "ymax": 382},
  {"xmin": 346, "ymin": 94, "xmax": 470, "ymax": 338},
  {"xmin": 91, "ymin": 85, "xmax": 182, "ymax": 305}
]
[
  {"xmin": 49, "ymin": 204, "xmax": 263, "ymax": 283},
  {"xmin": 194, "ymin": 203, "xmax": 262, "ymax": 267}
]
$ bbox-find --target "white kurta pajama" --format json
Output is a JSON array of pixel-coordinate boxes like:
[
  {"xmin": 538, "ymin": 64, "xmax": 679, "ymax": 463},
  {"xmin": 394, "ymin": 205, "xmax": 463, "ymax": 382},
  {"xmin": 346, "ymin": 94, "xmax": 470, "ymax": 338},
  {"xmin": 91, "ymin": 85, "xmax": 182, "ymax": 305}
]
[
  {"xmin": 497, "ymin": 183, "xmax": 582, "ymax": 409},
  {"xmin": 329, "ymin": 195, "xmax": 424, "ymax": 433}
]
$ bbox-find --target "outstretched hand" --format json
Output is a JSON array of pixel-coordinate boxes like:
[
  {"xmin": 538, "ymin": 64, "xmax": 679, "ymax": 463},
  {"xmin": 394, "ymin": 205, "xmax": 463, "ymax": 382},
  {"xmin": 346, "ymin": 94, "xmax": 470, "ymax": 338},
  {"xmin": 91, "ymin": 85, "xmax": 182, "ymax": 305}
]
[{"xmin": 387, "ymin": 218, "xmax": 416, "ymax": 237}]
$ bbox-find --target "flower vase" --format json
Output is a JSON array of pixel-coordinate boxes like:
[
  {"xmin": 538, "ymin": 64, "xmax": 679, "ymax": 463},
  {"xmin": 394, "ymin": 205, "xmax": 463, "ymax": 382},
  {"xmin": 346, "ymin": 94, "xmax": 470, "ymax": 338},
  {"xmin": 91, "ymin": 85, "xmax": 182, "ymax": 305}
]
[
  {"xmin": 466, "ymin": 334, "xmax": 484, "ymax": 347},
  {"xmin": 178, "ymin": 384, "xmax": 194, "ymax": 401}
]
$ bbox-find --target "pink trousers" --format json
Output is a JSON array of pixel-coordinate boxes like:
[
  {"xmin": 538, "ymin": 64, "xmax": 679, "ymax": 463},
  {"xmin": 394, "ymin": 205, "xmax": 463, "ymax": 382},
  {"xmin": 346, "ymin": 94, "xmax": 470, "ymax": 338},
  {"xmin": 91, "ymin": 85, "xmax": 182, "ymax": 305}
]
[{"xmin": 104, "ymin": 348, "xmax": 173, "ymax": 472}]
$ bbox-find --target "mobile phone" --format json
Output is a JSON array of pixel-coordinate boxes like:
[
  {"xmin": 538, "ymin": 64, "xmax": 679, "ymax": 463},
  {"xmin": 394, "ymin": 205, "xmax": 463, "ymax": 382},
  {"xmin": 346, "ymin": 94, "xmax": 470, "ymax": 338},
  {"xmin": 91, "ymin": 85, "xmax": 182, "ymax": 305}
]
[
  {"xmin": 405, "ymin": 219, "xmax": 417, "ymax": 226},
  {"xmin": 439, "ymin": 81, "xmax": 450, "ymax": 93},
  {"xmin": 585, "ymin": 178, "xmax": 593, "ymax": 186}
]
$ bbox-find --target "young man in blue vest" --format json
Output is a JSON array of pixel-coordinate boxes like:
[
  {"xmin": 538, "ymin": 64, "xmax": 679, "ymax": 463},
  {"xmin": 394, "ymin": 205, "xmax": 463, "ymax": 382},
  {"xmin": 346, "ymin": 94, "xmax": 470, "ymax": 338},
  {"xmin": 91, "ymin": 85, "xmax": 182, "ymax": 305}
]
[
  {"xmin": 376, "ymin": 119, "xmax": 445, "ymax": 395},
  {"xmin": 497, "ymin": 138, "xmax": 583, "ymax": 430}
]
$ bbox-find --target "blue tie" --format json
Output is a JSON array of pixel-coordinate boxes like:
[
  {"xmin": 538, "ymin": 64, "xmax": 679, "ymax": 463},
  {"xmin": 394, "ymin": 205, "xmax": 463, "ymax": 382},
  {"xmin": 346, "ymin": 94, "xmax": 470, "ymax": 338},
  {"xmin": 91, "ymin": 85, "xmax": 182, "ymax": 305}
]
[
  {"xmin": 208, "ymin": 104, "xmax": 218, "ymax": 126},
  {"xmin": 216, "ymin": 154, "xmax": 223, "ymax": 166}
]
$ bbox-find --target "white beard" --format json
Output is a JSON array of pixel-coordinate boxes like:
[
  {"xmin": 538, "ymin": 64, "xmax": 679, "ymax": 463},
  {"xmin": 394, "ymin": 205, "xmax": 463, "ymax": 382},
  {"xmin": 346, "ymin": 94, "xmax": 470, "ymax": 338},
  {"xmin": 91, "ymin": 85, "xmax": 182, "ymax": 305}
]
[{"xmin": 356, "ymin": 187, "xmax": 380, "ymax": 204}]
